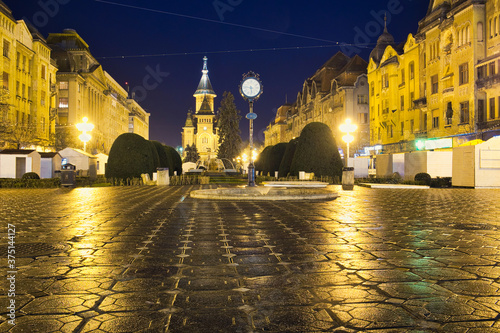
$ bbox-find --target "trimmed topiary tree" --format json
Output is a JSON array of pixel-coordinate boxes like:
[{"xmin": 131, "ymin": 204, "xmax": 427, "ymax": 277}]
[
  {"xmin": 255, "ymin": 145, "xmax": 273, "ymax": 176},
  {"xmin": 289, "ymin": 122, "xmax": 343, "ymax": 179},
  {"xmin": 163, "ymin": 145, "xmax": 182, "ymax": 176},
  {"xmin": 278, "ymin": 138, "xmax": 298, "ymax": 178},
  {"xmin": 106, "ymin": 133, "xmax": 158, "ymax": 180},
  {"xmin": 267, "ymin": 143, "xmax": 287, "ymax": 176},
  {"xmin": 22, "ymin": 172, "xmax": 40, "ymax": 180},
  {"xmin": 151, "ymin": 141, "xmax": 169, "ymax": 168},
  {"xmin": 148, "ymin": 141, "xmax": 161, "ymax": 170},
  {"xmin": 414, "ymin": 172, "xmax": 431, "ymax": 185}
]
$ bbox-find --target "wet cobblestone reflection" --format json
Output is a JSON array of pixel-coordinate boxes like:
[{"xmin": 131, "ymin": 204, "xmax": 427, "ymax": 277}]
[{"xmin": 1, "ymin": 186, "xmax": 500, "ymax": 332}]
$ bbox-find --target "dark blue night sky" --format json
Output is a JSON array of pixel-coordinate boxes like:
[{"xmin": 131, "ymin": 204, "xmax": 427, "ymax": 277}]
[{"xmin": 6, "ymin": 0, "xmax": 429, "ymax": 147}]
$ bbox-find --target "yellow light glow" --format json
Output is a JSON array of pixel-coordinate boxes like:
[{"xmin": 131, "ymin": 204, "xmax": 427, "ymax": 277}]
[
  {"xmin": 340, "ymin": 118, "xmax": 358, "ymax": 134},
  {"xmin": 342, "ymin": 134, "xmax": 354, "ymax": 144}
]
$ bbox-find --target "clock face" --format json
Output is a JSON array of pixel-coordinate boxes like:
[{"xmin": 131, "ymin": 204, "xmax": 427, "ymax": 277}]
[{"xmin": 242, "ymin": 78, "xmax": 261, "ymax": 98}]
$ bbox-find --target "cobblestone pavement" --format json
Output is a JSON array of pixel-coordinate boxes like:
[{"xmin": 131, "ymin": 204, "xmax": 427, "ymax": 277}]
[{"xmin": 1, "ymin": 186, "xmax": 500, "ymax": 333}]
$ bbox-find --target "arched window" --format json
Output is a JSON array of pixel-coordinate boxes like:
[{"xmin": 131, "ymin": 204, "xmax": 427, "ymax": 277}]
[
  {"xmin": 496, "ymin": 17, "xmax": 499, "ymax": 36},
  {"xmin": 478, "ymin": 22, "xmax": 484, "ymax": 42},
  {"xmin": 466, "ymin": 25, "xmax": 470, "ymax": 43}
]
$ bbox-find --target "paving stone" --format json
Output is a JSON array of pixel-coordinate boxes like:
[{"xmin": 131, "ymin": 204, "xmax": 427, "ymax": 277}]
[{"xmin": 1, "ymin": 187, "xmax": 500, "ymax": 332}]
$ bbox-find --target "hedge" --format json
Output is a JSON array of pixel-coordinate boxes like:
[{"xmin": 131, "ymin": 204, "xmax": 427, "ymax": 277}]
[
  {"xmin": 278, "ymin": 138, "xmax": 298, "ymax": 178},
  {"xmin": 106, "ymin": 133, "xmax": 159, "ymax": 180},
  {"xmin": 289, "ymin": 122, "xmax": 343, "ymax": 178}
]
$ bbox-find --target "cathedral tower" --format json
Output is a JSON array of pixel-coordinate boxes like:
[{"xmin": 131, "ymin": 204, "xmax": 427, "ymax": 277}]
[{"xmin": 182, "ymin": 57, "xmax": 219, "ymax": 164}]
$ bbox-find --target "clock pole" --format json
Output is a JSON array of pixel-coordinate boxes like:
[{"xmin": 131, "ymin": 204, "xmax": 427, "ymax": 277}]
[
  {"xmin": 248, "ymin": 101, "xmax": 255, "ymax": 187},
  {"xmin": 239, "ymin": 71, "xmax": 262, "ymax": 188}
]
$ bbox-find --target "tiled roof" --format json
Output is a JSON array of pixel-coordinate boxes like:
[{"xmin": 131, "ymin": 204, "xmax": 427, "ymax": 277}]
[{"xmin": 197, "ymin": 95, "xmax": 213, "ymax": 115}]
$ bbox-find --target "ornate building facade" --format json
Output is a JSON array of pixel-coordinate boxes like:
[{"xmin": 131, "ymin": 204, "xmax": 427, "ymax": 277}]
[
  {"xmin": 0, "ymin": 1, "xmax": 58, "ymax": 150},
  {"xmin": 264, "ymin": 52, "xmax": 370, "ymax": 157},
  {"xmin": 368, "ymin": 0, "xmax": 500, "ymax": 154},
  {"xmin": 47, "ymin": 29, "xmax": 149, "ymax": 154},
  {"xmin": 182, "ymin": 57, "xmax": 219, "ymax": 163}
]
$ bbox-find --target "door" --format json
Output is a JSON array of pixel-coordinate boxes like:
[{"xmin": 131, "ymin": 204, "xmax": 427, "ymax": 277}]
[{"xmin": 16, "ymin": 157, "xmax": 26, "ymax": 178}]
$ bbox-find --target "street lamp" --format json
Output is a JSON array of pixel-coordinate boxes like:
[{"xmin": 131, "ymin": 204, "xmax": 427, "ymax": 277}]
[
  {"xmin": 240, "ymin": 72, "xmax": 263, "ymax": 187},
  {"xmin": 76, "ymin": 117, "xmax": 94, "ymax": 152},
  {"xmin": 339, "ymin": 118, "xmax": 357, "ymax": 191},
  {"xmin": 340, "ymin": 118, "xmax": 358, "ymax": 166}
]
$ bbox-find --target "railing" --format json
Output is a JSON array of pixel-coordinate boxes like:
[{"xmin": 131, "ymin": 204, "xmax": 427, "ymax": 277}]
[{"xmin": 477, "ymin": 73, "xmax": 500, "ymax": 89}]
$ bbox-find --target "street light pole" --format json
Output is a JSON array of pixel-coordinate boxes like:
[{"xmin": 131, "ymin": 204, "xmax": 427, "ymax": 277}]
[
  {"xmin": 248, "ymin": 101, "xmax": 255, "ymax": 186},
  {"xmin": 340, "ymin": 118, "xmax": 357, "ymax": 190},
  {"xmin": 240, "ymin": 72, "xmax": 262, "ymax": 187}
]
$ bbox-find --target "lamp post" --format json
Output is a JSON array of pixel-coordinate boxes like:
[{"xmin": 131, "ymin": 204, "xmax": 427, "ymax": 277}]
[
  {"xmin": 76, "ymin": 117, "xmax": 94, "ymax": 152},
  {"xmin": 240, "ymin": 72, "xmax": 263, "ymax": 187},
  {"xmin": 339, "ymin": 118, "xmax": 358, "ymax": 166},
  {"xmin": 339, "ymin": 118, "xmax": 357, "ymax": 190}
]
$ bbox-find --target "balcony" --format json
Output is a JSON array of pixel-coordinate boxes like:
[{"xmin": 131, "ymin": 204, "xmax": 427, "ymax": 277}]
[
  {"xmin": 413, "ymin": 97, "xmax": 427, "ymax": 108},
  {"xmin": 477, "ymin": 119, "xmax": 500, "ymax": 130},
  {"xmin": 477, "ymin": 73, "xmax": 500, "ymax": 89}
]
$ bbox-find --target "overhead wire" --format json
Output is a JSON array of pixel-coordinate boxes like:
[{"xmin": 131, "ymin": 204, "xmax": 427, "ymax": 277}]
[
  {"xmin": 93, "ymin": 1, "xmax": 392, "ymax": 60},
  {"xmin": 93, "ymin": 0, "xmax": 340, "ymax": 44},
  {"xmin": 96, "ymin": 44, "xmax": 376, "ymax": 60}
]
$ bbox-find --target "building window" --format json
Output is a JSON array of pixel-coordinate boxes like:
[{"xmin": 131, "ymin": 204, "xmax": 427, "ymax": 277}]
[
  {"xmin": 378, "ymin": 127, "xmax": 381, "ymax": 140},
  {"xmin": 41, "ymin": 91, "xmax": 46, "ymax": 106},
  {"xmin": 357, "ymin": 95, "xmax": 368, "ymax": 104},
  {"xmin": 2, "ymin": 72, "xmax": 8, "ymax": 89},
  {"xmin": 478, "ymin": 22, "xmax": 484, "ymax": 42},
  {"xmin": 490, "ymin": 97, "xmax": 496, "ymax": 119},
  {"xmin": 358, "ymin": 113, "xmax": 368, "ymax": 124},
  {"xmin": 370, "ymin": 82, "xmax": 374, "ymax": 96},
  {"xmin": 460, "ymin": 101, "xmax": 469, "ymax": 124},
  {"xmin": 431, "ymin": 75, "xmax": 438, "ymax": 94},
  {"xmin": 423, "ymin": 113, "xmax": 428, "ymax": 131},
  {"xmin": 16, "ymin": 81, "xmax": 19, "ymax": 96},
  {"xmin": 498, "ymin": 96, "xmax": 500, "ymax": 119},
  {"xmin": 401, "ymin": 121, "xmax": 404, "ymax": 136},
  {"xmin": 423, "ymin": 53, "xmax": 427, "ymax": 68},
  {"xmin": 41, "ymin": 65, "xmax": 46, "ymax": 80},
  {"xmin": 459, "ymin": 63, "xmax": 469, "ymax": 85},
  {"xmin": 478, "ymin": 99, "xmax": 485, "ymax": 123},
  {"xmin": 401, "ymin": 69, "xmax": 405, "ymax": 85},
  {"xmin": 409, "ymin": 62, "xmax": 415, "ymax": 80},
  {"xmin": 22, "ymin": 84, "xmax": 25, "ymax": 98},
  {"xmin": 382, "ymin": 73, "xmax": 389, "ymax": 88},
  {"xmin": 410, "ymin": 119, "xmax": 414, "ymax": 133},
  {"xmin": 432, "ymin": 116, "xmax": 439, "ymax": 129},
  {"xmin": 400, "ymin": 96, "xmax": 404, "ymax": 110},
  {"xmin": 59, "ymin": 97, "xmax": 69, "ymax": 108},
  {"xmin": 446, "ymin": 101, "xmax": 453, "ymax": 125},
  {"xmin": 478, "ymin": 64, "xmax": 487, "ymax": 79},
  {"xmin": 3, "ymin": 40, "xmax": 9, "ymax": 58},
  {"xmin": 59, "ymin": 81, "xmax": 69, "ymax": 90},
  {"xmin": 382, "ymin": 100, "xmax": 389, "ymax": 114},
  {"xmin": 490, "ymin": 62, "xmax": 496, "ymax": 76}
]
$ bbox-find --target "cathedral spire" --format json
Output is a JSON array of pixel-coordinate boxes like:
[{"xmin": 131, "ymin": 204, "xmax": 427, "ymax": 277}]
[{"xmin": 194, "ymin": 56, "xmax": 216, "ymax": 96}]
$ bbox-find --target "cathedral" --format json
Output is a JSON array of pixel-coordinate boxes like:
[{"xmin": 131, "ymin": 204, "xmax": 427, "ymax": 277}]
[{"xmin": 182, "ymin": 57, "xmax": 219, "ymax": 164}]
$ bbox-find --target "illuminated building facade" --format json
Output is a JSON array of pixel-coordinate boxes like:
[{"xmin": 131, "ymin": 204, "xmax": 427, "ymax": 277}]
[
  {"xmin": 47, "ymin": 29, "xmax": 149, "ymax": 154},
  {"xmin": 0, "ymin": 1, "xmax": 57, "ymax": 150},
  {"xmin": 368, "ymin": 0, "xmax": 500, "ymax": 154}
]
